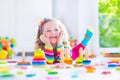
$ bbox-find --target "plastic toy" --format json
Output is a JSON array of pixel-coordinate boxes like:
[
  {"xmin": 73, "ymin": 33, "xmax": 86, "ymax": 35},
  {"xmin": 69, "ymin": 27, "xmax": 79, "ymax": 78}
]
[
  {"xmin": 0, "ymin": 49, "xmax": 7, "ymax": 60},
  {"xmin": 0, "ymin": 36, "xmax": 16, "ymax": 60}
]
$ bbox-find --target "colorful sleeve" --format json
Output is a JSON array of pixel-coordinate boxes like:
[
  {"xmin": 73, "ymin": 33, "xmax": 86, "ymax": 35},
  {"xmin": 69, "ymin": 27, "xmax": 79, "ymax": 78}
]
[
  {"xmin": 71, "ymin": 27, "xmax": 94, "ymax": 60},
  {"xmin": 44, "ymin": 45, "xmax": 54, "ymax": 64},
  {"xmin": 56, "ymin": 43, "xmax": 72, "ymax": 63},
  {"xmin": 55, "ymin": 45, "xmax": 64, "ymax": 62},
  {"xmin": 63, "ymin": 42, "xmax": 69, "ymax": 48},
  {"xmin": 63, "ymin": 42, "xmax": 72, "ymax": 57}
]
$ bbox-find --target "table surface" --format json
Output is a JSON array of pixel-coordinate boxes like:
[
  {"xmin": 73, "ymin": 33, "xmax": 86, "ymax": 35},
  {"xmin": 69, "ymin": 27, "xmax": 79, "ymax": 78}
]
[{"xmin": 0, "ymin": 55, "xmax": 120, "ymax": 80}]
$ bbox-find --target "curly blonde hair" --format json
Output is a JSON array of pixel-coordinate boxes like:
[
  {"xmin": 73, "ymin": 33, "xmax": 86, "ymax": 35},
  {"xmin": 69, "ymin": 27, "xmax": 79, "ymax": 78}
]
[{"xmin": 35, "ymin": 18, "xmax": 69, "ymax": 50}]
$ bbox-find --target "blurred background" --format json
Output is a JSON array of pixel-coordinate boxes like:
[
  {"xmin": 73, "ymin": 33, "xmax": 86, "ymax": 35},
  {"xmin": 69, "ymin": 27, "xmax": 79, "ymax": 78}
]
[{"xmin": 0, "ymin": 0, "xmax": 120, "ymax": 55}]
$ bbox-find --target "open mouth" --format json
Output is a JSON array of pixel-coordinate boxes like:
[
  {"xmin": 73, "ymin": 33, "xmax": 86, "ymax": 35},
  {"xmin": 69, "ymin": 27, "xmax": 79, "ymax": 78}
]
[{"xmin": 49, "ymin": 36, "xmax": 57, "ymax": 39}]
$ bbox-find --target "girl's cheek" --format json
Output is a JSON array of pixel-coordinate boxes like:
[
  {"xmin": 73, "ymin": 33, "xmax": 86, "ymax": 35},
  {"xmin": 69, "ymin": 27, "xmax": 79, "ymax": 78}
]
[
  {"xmin": 45, "ymin": 34, "xmax": 50, "ymax": 38},
  {"xmin": 57, "ymin": 32, "xmax": 60, "ymax": 35}
]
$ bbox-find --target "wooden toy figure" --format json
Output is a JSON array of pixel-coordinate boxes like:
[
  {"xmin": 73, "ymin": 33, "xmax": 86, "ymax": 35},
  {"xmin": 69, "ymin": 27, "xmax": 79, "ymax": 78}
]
[
  {"xmin": 82, "ymin": 48, "xmax": 91, "ymax": 65},
  {"xmin": 63, "ymin": 48, "xmax": 73, "ymax": 64},
  {"xmin": 17, "ymin": 50, "xmax": 30, "ymax": 66},
  {"xmin": 76, "ymin": 48, "xmax": 85, "ymax": 64}
]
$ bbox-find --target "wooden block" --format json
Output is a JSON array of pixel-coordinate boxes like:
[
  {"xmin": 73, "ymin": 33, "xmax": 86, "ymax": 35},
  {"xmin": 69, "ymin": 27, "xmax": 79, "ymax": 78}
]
[{"xmin": 104, "ymin": 53, "xmax": 120, "ymax": 57}]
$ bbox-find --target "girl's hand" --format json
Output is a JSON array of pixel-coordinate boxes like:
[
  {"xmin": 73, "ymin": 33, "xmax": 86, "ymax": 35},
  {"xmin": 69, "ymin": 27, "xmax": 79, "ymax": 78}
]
[
  {"xmin": 40, "ymin": 35, "xmax": 51, "ymax": 46},
  {"xmin": 57, "ymin": 30, "xmax": 64, "ymax": 46}
]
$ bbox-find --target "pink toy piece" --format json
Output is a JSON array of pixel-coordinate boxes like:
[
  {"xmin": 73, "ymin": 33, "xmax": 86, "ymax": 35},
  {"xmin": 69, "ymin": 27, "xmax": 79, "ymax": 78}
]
[
  {"xmin": 102, "ymin": 71, "xmax": 111, "ymax": 75},
  {"xmin": 20, "ymin": 66, "xmax": 28, "ymax": 70},
  {"xmin": 84, "ymin": 65, "xmax": 93, "ymax": 68},
  {"xmin": 108, "ymin": 62, "xmax": 119, "ymax": 64},
  {"xmin": 7, "ymin": 60, "xmax": 17, "ymax": 63}
]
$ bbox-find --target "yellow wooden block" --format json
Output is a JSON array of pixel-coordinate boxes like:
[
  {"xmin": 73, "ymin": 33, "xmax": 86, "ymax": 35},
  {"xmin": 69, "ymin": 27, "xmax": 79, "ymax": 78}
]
[{"xmin": 0, "ymin": 50, "xmax": 7, "ymax": 60}]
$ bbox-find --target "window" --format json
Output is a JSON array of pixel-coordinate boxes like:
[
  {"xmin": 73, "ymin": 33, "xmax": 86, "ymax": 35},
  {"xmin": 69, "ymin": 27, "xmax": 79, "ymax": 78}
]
[{"xmin": 99, "ymin": 0, "xmax": 120, "ymax": 48}]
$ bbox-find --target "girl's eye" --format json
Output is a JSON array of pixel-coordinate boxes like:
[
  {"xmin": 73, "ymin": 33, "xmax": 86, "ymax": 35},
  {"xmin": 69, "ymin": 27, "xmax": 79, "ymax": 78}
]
[
  {"xmin": 47, "ymin": 30, "xmax": 51, "ymax": 32},
  {"xmin": 54, "ymin": 29, "xmax": 58, "ymax": 31}
]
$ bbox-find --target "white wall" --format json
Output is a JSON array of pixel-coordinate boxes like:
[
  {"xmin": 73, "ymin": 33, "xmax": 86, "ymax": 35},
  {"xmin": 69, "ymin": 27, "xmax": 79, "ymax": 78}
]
[
  {"xmin": 90, "ymin": 0, "xmax": 100, "ymax": 54},
  {"xmin": 0, "ymin": 0, "xmax": 15, "ymax": 37},
  {"xmin": 0, "ymin": 0, "xmax": 52, "ymax": 52},
  {"xmin": 14, "ymin": 0, "xmax": 52, "ymax": 52},
  {"xmin": 0, "ymin": 0, "xmax": 99, "ymax": 54},
  {"xmin": 53, "ymin": 0, "xmax": 79, "ymax": 40},
  {"xmin": 53, "ymin": 0, "xmax": 99, "ymax": 54}
]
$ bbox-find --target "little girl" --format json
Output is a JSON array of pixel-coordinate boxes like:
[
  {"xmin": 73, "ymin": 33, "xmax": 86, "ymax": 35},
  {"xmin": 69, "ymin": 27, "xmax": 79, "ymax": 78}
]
[
  {"xmin": 35, "ymin": 18, "xmax": 70, "ymax": 64},
  {"xmin": 35, "ymin": 18, "xmax": 94, "ymax": 64}
]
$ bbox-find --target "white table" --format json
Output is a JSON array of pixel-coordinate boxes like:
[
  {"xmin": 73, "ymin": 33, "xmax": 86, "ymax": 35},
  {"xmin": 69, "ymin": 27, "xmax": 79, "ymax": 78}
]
[{"xmin": 0, "ymin": 56, "xmax": 120, "ymax": 80}]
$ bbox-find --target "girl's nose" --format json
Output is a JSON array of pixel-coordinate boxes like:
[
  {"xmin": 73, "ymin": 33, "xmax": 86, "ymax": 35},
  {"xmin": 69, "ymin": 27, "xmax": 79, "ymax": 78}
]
[{"xmin": 51, "ymin": 31, "xmax": 56, "ymax": 34}]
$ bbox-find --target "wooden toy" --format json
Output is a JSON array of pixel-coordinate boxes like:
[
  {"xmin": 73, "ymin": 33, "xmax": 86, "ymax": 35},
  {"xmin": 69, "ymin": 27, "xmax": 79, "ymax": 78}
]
[
  {"xmin": 76, "ymin": 48, "xmax": 85, "ymax": 64},
  {"xmin": 17, "ymin": 50, "xmax": 30, "ymax": 66},
  {"xmin": 0, "ymin": 61, "xmax": 7, "ymax": 64},
  {"xmin": 116, "ymin": 67, "xmax": 120, "ymax": 71},
  {"xmin": 16, "ymin": 71, "xmax": 24, "ymax": 75},
  {"xmin": 69, "ymin": 36, "xmax": 77, "ymax": 48},
  {"xmin": 86, "ymin": 67, "xmax": 96, "ymax": 73},
  {"xmin": 48, "ymin": 71, "xmax": 58, "ymax": 75},
  {"xmin": 73, "ymin": 64, "xmax": 83, "ymax": 67},
  {"xmin": 7, "ymin": 60, "xmax": 17, "ymax": 63},
  {"xmin": 63, "ymin": 48, "xmax": 73, "ymax": 64},
  {"xmin": 60, "ymin": 49, "xmax": 65, "ymax": 63},
  {"xmin": 103, "ymin": 52, "xmax": 120, "ymax": 57},
  {"xmin": 32, "ymin": 49, "xmax": 46, "ymax": 66},
  {"xmin": 102, "ymin": 71, "xmax": 111, "ymax": 75},
  {"xmin": 89, "ymin": 53, "xmax": 96, "ymax": 58},
  {"xmin": 26, "ymin": 73, "xmax": 36, "ymax": 77},
  {"xmin": 0, "ymin": 73, "xmax": 14, "ymax": 78},
  {"xmin": 64, "ymin": 58, "xmax": 73, "ymax": 64},
  {"xmin": 111, "ymin": 58, "xmax": 120, "ymax": 62},
  {"xmin": 108, "ymin": 63, "xmax": 117, "ymax": 68},
  {"xmin": 82, "ymin": 60, "xmax": 91, "ymax": 65},
  {"xmin": 82, "ymin": 48, "xmax": 91, "ymax": 65}
]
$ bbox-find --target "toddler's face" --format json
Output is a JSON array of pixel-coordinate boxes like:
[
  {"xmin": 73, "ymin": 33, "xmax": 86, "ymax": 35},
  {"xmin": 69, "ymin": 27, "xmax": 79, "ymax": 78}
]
[{"xmin": 42, "ymin": 21, "xmax": 60, "ymax": 44}]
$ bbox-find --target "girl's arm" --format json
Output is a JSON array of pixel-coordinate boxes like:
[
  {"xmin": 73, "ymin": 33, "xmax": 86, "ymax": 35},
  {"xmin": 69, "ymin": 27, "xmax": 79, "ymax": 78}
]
[
  {"xmin": 55, "ymin": 45, "xmax": 64, "ymax": 62},
  {"xmin": 44, "ymin": 45, "xmax": 64, "ymax": 64},
  {"xmin": 40, "ymin": 35, "xmax": 54, "ymax": 64},
  {"xmin": 44, "ymin": 45, "xmax": 54, "ymax": 64}
]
